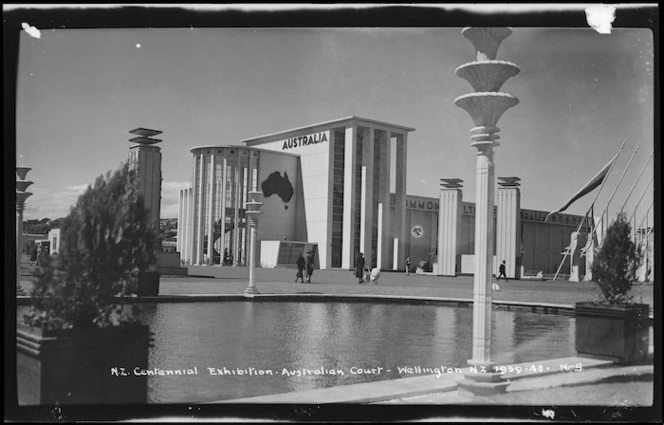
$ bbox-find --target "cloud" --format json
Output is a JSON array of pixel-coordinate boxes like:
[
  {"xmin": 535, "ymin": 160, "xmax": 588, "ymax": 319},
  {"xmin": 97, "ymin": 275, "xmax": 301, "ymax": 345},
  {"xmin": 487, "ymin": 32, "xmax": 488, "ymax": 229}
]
[
  {"xmin": 161, "ymin": 181, "xmax": 191, "ymax": 218},
  {"xmin": 23, "ymin": 184, "xmax": 89, "ymax": 220},
  {"xmin": 23, "ymin": 181, "xmax": 190, "ymax": 220}
]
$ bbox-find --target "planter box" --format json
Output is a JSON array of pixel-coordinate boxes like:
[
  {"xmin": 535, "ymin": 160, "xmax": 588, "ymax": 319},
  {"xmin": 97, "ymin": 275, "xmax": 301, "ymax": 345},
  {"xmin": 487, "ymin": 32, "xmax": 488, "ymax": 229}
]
[
  {"xmin": 137, "ymin": 271, "xmax": 160, "ymax": 296},
  {"xmin": 17, "ymin": 324, "xmax": 151, "ymax": 405},
  {"xmin": 575, "ymin": 302, "xmax": 650, "ymax": 365}
]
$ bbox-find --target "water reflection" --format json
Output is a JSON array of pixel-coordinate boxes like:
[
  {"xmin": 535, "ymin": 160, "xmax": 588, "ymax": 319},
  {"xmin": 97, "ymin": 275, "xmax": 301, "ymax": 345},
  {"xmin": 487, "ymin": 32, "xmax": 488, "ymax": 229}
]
[{"xmin": 16, "ymin": 302, "xmax": 577, "ymax": 404}]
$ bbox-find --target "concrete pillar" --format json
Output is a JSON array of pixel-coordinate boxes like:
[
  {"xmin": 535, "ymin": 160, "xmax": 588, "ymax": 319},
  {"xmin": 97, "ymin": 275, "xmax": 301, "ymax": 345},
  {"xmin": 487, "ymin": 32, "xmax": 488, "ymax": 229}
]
[
  {"xmin": 233, "ymin": 156, "xmax": 240, "ymax": 266},
  {"xmin": 196, "ymin": 152, "xmax": 206, "ymax": 265},
  {"xmin": 181, "ymin": 188, "xmax": 187, "ymax": 263},
  {"xmin": 342, "ymin": 125, "xmax": 358, "ymax": 269},
  {"xmin": 219, "ymin": 155, "xmax": 228, "ymax": 265},
  {"xmin": 380, "ymin": 131, "xmax": 392, "ymax": 270},
  {"xmin": 438, "ymin": 188, "xmax": 463, "ymax": 276},
  {"xmin": 191, "ymin": 153, "xmax": 200, "ymax": 265},
  {"xmin": 471, "ymin": 144, "xmax": 496, "ymax": 365},
  {"xmin": 206, "ymin": 154, "xmax": 216, "ymax": 265},
  {"xmin": 395, "ymin": 133, "xmax": 408, "ymax": 270},
  {"xmin": 360, "ymin": 166, "xmax": 367, "ymax": 258},
  {"xmin": 361, "ymin": 127, "xmax": 375, "ymax": 267},
  {"xmin": 177, "ymin": 189, "xmax": 183, "ymax": 254},
  {"xmin": 187, "ymin": 187, "xmax": 194, "ymax": 264},
  {"xmin": 496, "ymin": 186, "xmax": 521, "ymax": 279}
]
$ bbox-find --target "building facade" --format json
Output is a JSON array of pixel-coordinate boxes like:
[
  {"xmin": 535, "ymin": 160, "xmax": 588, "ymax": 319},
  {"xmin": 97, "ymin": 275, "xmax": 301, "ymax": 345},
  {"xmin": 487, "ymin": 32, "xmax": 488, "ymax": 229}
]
[
  {"xmin": 178, "ymin": 116, "xmax": 414, "ymax": 270},
  {"xmin": 177, "ymin": 116, "xmax": 587, "ymax": 276}
]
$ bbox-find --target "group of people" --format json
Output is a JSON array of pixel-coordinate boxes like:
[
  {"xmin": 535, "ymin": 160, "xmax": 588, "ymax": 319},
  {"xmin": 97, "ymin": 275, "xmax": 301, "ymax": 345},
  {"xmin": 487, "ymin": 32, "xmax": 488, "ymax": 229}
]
[
  {"xmin": 295, "ymin": 250, "xmax": 316, "ymax": 283},
  {"xmin": 292, "ymin": 251, "xmax": 509, "ymax": 288},
  {"xmin": 355, "ymin": 253, "xmax": 380, "ymax": 285}
]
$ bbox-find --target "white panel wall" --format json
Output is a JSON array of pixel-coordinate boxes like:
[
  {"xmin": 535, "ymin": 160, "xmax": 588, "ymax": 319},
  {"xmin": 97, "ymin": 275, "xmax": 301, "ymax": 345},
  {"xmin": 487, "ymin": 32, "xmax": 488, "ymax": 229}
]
[
  {"xmin": 250, "ymin": 131, "xmax": 331, "ymax": 269},
  {"xmin": 255, "ymin": 150, "xmax": 300, "ymax": 244}
]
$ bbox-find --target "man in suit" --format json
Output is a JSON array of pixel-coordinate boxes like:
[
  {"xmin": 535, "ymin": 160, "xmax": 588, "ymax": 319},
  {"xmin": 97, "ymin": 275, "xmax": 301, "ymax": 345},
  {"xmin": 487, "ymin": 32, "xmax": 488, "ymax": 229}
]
[{"xmin": 497, "ymin": 260, "xmax": 509, "ymax": 282}]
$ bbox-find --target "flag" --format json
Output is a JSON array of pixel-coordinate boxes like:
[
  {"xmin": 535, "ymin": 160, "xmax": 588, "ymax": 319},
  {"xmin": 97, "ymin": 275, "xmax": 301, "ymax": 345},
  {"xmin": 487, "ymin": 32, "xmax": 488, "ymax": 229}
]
[{"xmin": 545, "ymin": 155, "xmax": 617, "ymax": 221}]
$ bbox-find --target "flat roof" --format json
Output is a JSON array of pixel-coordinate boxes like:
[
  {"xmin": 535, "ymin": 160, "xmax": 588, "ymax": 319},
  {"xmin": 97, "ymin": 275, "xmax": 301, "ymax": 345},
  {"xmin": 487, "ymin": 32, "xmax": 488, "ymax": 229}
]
[
  {"xmin": 241, "ymin": 116, "xmax": 416, "ymax": 145},
  {"xmin": 189, "ymin": 144, "xmax": 300, "ymax": 157},
  {"xmin": 129, "ymin": 136, "xmax": 162, "ymax": 145},
  {"xmin": 129, "ymin": 128, "xmax": 163, "ymax": 137}
]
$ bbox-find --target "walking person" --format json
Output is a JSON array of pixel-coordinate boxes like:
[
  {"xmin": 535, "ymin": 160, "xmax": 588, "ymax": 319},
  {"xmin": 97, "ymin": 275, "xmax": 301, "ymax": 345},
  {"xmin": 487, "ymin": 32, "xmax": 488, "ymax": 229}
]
[
  {"xmin": 405, "ymin": 257, "xmax": 411, "ymax": 276},
  {"xmin": 305, "ymin": 249, "xmax": 315, "ymax": 283},
  {"xmin": 295, "ymin": 252, "xmax": 306, "ymax": 283},
  {"xmin": 497, "ymin": 260, "xmax": 509, "ymax": 282},
  {"xmin": 356, "ymin": 252, "xmax": 365, "ymax": 284}
]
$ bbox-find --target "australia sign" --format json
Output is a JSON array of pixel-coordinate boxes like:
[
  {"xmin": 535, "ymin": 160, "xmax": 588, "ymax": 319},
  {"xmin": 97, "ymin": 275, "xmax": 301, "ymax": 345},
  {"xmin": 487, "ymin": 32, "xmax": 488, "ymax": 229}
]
[{"xmin": 280, "ymin": 131, "xmax": 329, "ymax": 151}]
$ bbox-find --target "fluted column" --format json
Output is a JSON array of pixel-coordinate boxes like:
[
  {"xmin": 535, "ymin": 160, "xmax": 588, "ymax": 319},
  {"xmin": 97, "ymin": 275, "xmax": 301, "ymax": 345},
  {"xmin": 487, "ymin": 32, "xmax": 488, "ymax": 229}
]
[{"xmin": 471, "ymin": 144, "xmax": 496, "ymax": 364}]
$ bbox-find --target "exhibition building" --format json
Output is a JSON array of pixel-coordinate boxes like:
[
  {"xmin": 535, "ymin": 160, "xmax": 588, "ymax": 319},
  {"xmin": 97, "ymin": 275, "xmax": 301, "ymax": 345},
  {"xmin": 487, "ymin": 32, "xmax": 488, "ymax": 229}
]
[{"xmin": 176, "ymin": 116, "xmax": 590, "ymax": 278}]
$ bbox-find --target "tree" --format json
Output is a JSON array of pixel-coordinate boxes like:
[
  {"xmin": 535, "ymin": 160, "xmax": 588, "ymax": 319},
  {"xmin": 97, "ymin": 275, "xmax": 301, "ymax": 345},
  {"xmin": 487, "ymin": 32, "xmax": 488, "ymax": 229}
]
[
  {"xmin": 591, "ymin": 213, "xmax": 642, "ymax": 304},
  {"xmin": 24, "ymin": 162, "xmax": 159, "ymax": 329}
]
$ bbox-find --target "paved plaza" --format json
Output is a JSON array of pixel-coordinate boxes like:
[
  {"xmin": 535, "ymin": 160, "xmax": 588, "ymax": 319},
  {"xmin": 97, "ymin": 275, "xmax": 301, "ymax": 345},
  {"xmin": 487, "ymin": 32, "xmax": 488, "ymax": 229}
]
[{"xmin": 162, "ymin": 266, "xmax": 654, "ymax": 312}]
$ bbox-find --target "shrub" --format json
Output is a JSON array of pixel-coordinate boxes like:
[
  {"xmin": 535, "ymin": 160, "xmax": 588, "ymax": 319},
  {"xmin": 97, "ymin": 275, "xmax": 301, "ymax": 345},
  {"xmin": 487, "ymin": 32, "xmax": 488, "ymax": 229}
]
[
  {"xmin": 591, "ymin": 213, "xmax": 641, "ymax": 304},
  {"xmin": 24, "ymin": 163, "xmax": 159, "ymax": 329}
]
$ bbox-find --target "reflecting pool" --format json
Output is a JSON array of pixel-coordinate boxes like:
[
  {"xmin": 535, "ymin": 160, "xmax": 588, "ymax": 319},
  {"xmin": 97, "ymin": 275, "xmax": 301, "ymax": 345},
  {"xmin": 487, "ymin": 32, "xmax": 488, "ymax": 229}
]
[{"xmin": 133, "ymin": 302, "xmax": 575, "ymax": 403}]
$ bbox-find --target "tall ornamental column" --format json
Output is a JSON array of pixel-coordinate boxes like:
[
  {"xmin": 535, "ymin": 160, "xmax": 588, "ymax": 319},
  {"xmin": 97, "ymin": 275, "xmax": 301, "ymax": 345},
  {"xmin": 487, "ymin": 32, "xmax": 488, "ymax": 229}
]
[
  {"xmin": 438, "ymin": 179, "xmax": 463, "ymax": 276},
  {"xmin": 496, "ymin": 177, "xmax": 522, "ymax": 279},
  {"xmin": 128, "ymin": 128, "xmax": 163, "ymax": 235},
  {"xmin": 16, "ymin": 167, "xmax": 33, "ymax": 292},
  {"xmin": 453, "ymin": 27, "xmax": 519, "ymax": 397}
]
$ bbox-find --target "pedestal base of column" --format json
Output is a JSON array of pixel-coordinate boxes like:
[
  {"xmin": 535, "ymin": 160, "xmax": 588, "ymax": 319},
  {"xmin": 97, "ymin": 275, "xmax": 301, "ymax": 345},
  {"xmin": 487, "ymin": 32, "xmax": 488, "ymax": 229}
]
[
  {"xmin": 243, "ymin": 287, "xmax": 260, "ymax": 297},
  {"xmin": 457, "ymin": 371, "xmax": 509, "ymax": 398}
]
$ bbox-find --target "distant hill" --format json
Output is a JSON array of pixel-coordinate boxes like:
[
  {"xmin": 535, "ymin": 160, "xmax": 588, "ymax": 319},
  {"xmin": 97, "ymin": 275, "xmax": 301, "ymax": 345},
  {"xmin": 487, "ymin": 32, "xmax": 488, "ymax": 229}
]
[
  {"xmin": 160, "ymin": 218, "xmax": 178, "ymax": 242},
  {"xmin": 24, "ymin": 217, "xmax": 178, "ymax": 244},
  {"xmin": 23, "ymin": 217, "xmax": 65, "ymax": 235}
]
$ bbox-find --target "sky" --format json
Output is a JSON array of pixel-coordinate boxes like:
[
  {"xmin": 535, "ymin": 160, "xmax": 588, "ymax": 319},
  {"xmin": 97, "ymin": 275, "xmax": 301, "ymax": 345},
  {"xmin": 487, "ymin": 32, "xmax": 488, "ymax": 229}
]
[{"xmin": 13, "ymin": 6, "xmax": 656, "ymax": 234}]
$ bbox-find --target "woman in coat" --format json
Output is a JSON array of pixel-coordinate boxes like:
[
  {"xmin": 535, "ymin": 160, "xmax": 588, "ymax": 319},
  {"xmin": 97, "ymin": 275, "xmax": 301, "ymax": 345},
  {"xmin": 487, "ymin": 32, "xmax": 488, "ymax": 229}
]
[{"xmin": 355, "ymin": 253, "xmax": 365, "ymax": 284}]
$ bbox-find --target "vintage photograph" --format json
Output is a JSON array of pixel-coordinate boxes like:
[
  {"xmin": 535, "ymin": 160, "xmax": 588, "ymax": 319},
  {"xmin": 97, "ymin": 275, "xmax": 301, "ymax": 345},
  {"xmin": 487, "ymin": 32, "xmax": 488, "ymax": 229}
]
[{"xmin": 5, "ymin": 3, "xmax": 658, "ymax": 422}]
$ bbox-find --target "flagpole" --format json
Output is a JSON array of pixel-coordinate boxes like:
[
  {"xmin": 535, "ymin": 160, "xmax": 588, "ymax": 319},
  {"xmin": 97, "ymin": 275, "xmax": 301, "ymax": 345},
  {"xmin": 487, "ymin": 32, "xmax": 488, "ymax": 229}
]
[
  {"xmin": 628, "ymin": 176, "xmax": 653, "ymax": 224},
  {"xmin": 619, "ymin": 150, "xmax": 653, "ymax": 215},
  {"xmin": 633, "ymin": 199, "xmax": 654, "ymax": 242},
  {"xmin": 551, "ymin": 139, "xmax": 626, "ymax": 281},
  {"xmin": 598, "ymin": 143, "xmax": 639, "ymax": 234}
]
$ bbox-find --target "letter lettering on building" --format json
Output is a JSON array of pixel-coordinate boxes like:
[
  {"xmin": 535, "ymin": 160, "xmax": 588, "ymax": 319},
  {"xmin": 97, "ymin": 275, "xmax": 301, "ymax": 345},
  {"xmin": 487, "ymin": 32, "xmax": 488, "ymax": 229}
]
[{"xmin": 281, "ymin": 132, "xmax": 329, "ymax": 151}]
